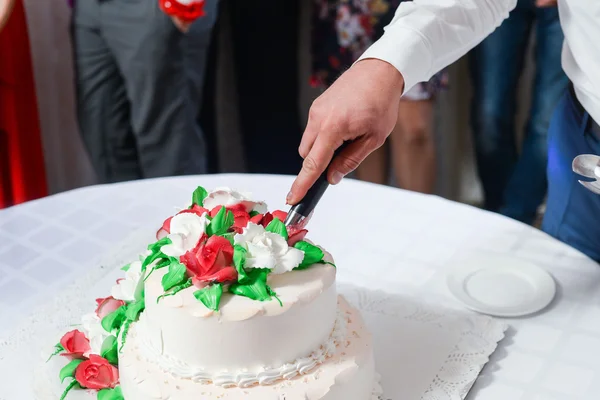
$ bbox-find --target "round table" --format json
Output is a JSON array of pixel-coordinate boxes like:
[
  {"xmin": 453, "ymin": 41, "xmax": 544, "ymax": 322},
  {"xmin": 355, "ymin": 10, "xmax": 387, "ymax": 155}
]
[{"xmin": 1, "ymin": 174, "xmax": 599, "ymax": 399}]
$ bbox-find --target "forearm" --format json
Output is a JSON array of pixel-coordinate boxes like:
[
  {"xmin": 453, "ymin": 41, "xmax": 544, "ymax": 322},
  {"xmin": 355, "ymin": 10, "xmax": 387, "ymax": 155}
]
[{"xmin": 359, "ymin": 0, "xmax": 517, "ymax": 94}]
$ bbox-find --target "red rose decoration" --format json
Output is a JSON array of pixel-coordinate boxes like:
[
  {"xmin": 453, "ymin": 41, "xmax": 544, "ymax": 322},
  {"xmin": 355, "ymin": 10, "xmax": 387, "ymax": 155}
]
[
  {"xmin": 180, "ymin": 235, "xmax": 237, "ymax": 286},
  {"xmin": 75, "ymin": 355, "xmax": 119, "ymax": 390},
  {"xmin": 159, "ymin": 0, "xmax": 206, "ymax": 22},
  {"xmin": 95, "ymin": 297, "xmax": 126, "ymax": 319},
  {"xmin": 156, "ymin": 216, "xmax": 172, "ymax": 240},
  {"xmin": 179, "ymin": 204, "xmax": 209, "ymax": 218},
  {"xmin": 287, "ymin": 228, "xmax": 308, "ymax": 246},
  {"xmin": 272, "ymin": 210, "xmax": 288, "ymax": 222},
  {"xmin": 209, "ymin": 205, "xmax": 251, "ymax": 234},
  {"xmin": 249, "ymin": 213, "xmax": 264, "ymax": 224},
  {"xmin": 60, "ymin": 330, "xmax": 91, "ymax": 359}
]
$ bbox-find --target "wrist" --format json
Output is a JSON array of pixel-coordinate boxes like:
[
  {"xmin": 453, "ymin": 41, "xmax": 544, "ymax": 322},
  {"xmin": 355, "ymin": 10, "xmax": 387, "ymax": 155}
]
[
  {"xmin": 159, "ymin": 0, "xmax": 206, "ymax": 22},
  {"xmin": 354, "ymin": 58, "xmax": 405, "ymax": 94}
]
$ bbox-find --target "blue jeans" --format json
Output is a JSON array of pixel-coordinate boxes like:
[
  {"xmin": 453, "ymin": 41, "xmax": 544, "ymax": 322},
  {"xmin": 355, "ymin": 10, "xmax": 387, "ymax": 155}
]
[
  {"xmin": 542, "ymin": 90, "xmax": 600, "ymax": 261},
  {"xmin": 469, "ymin": 0, "xmax": 568, "ymax": 224}
]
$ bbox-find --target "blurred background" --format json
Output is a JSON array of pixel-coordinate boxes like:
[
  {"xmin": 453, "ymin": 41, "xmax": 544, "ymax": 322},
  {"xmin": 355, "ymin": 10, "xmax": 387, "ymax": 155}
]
[{"xmin": 1, "ymin": 0, "xmax": 557, "ymax": 226}]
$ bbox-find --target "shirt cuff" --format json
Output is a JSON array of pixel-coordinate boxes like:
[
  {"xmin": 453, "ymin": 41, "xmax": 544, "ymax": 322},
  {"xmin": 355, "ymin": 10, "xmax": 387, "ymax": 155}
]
[{"xmin": 357, "ymin": 25, "xmax": 434, "ymax": 96}]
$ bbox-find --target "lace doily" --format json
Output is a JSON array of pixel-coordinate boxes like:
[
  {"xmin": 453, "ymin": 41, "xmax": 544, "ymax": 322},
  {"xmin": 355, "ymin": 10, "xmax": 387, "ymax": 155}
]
[{"xmin": 0, "ymin": 230, "xmax": 506, "ymax": 400}]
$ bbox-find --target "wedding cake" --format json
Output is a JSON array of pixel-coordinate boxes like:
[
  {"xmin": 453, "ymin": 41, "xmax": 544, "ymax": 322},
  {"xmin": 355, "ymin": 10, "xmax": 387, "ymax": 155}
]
[{"xmin": 47, "ymin": 186, "xmax": 379, "ymax": 400}]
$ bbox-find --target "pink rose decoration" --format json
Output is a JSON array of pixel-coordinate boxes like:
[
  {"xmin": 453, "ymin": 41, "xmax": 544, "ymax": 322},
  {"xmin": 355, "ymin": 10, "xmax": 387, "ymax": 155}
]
[
  {"xmin": 95, "ymin": 296, "xmax": 126, "ymax": 319},
  {"xmin": 180, "ymin": 235, "xmax": 237, "ymax": 286},
  {"xmin": 75, "ymin": 355, "xmax": 119, "ymax": 390},
  {"xmin": 60, "ymin": 330, "xmax": 91, "ymax": 359}
]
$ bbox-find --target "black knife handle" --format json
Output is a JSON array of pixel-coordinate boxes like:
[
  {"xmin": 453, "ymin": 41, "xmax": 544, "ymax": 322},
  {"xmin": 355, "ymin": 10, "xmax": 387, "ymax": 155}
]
[{"xmin": 290, "ymin": 141, "xmax": 350, "ymax": 218}]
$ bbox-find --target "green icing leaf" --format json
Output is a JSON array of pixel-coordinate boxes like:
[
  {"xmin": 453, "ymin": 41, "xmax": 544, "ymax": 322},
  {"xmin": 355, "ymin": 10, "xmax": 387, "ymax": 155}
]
[
  {"xmin": 60, "ymin": 379, "xmax": 81, "ymax": 400},
  {"xmin": 267, "ymin": 285, "xmax": 282, "ymax": 307},
  {"xmin": 161, "ymin": 260, "xmax": 187, "ymax": 292},
  {"xmin": 206, "ymin": 207, "xmax": 234, "ymax": 236},
  {"xmin": 249, "ymin": 210, "xmax": 260, "ymax": 218},
  {"xmin": 321, "ymin": 260, "xmax": 336, "ymax": 267},
  {"xmin": 125, "ymin": 299, "xmax": 145, "ymax": 322},
  {"xmin": 222, "ymin": 232, "xmax": 235, "ymax": 246},
  {"xmin": 59, "ymin": 359, "xmax": 83, "ymax": 383},
  {"xmin": 47, "ymin": 342, "xmax": 64, "ymax": 362},
  {"xmin": 120, "ymin": 263, "xmax": 130, "ymax": 272},
  {"xmin": 98, "ymin": 387, "xmax": 124, "ymax": 400},
  {"xmin": 191, "ymin": 186, "xmax": 209, "ymax": 207},
  {"xmin": 157, "ymin": 278, "xmax": 193, "ymax": 303},
  {"xmin": 101, "ymin": 306, "xmax": 126, "ymax": 334},
  {"xmin": 229, "ymin": 268, "xmax": 273, "ymax": 302},
  {"xmin": 233, "ymin": 245, "xmax": 249, "ymax": 284},
  {"xmin": 100, "ymin": 336, "xmax": 118, "ymax": 365},
  {"xmin": 141, "ymin": 237, "xmax": 171, "ymax": 272},
  {"xmin": 294, "ymin": 241, "xmax": 324, "ymax": 270},
  {"xmin": 265, "ymin": 218, "xmax": 288, "ymax": 240},
  {"xmin": 193, "ymin": 283, "xmax": 223, "ymax": 311},
  {"xmin": 144, "ymin": 258, "xmax": 171, "ymax": 282},
  {"xmin": 119, "ymin": 320, "xmax": 132, "ymax": 353}
]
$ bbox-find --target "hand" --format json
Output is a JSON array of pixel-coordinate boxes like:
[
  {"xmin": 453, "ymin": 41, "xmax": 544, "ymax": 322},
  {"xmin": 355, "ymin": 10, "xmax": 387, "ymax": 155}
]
[
  {"xmin": 287, "ymin": 59, "xmax": 404, "ymax": 205},
  {"xmin": 171, "ymin": 16, "xmax": 192, "ymax": 33},
  {"xmin": 535, "ymin": 0, "xmax": 557, "ymax": 7}
]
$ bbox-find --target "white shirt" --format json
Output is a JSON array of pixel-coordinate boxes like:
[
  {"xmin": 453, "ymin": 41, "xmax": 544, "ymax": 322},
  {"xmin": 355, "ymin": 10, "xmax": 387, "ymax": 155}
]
[{"xmin": 359, "ymin": 0, "xmax": 600, "ymax": 123}]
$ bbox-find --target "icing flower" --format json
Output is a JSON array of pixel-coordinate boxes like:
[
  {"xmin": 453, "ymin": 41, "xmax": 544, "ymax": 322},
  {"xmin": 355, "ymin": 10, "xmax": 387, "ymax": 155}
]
[
  {"xmin": 157, "ymin": 205, "xmax": 209, "ymax": 240},
  {"xmin": 181, "ymin": 235, "xmax": 237, "ymax": 286},
  {"xmin": 75, "ymin": 355, "xmax": 119, "ymax": 390},
  {"xmin": 95, "ymin": 297, "xmax": 126, "ymax": 319},
  {"xmin": 234, "ymin": 223, "xmax": 304, "ymax": 274},
  {"xmin": 203, "ymin": 187, "xmax": 267, "ymax": 214},
  {"xmin": 209, "ymin": 204, "xmax": 250, "ymax": 234},
  {"xmin": 81, "ymin": 313, "xmax": 111, "ymax": 357},
  {"xmin": 161, "ymin": 212, "xmax": 209, "ymax": 258},
  {"xmin": 111, "ymin": 260, "xmax": 143, "ymax": 302},
  {"xmin": 250, "ymin": 210, "xmax": 288, "ymax": 228},
  {"xmin": 249, "ymin": 210, "xmax": 307, "ymax": 246},
  {"xmin": 59, "ymin": 329, "xmax": 91, "ymax": 359},
  {"xmin": 287, "ymin": 227, "xmax": 308, "ymax": 246}
]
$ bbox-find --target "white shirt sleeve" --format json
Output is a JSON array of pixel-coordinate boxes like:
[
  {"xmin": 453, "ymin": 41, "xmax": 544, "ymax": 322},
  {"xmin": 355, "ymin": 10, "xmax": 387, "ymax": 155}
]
[{"xmin": 358, "ymin": 0, "xmax": 517, "ymax": 94}]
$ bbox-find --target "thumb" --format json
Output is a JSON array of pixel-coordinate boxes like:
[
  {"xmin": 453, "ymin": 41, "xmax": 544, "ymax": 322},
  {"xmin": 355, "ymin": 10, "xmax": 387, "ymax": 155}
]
[{"xmin": 327, "ymin": 136, "xmax": 383, "ymax": 184}]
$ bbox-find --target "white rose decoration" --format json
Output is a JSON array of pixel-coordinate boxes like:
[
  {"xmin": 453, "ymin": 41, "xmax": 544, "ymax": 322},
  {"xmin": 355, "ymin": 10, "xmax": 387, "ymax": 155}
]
[
  {"xmin": 234, "ymin": 223, "xmax": 304, "ymax": 274},
  {"xmin": 81, "ymin": 312, "xmax": 111, "ymax": 356},
  {"xmin": 203, "ymin": 187, "xmax": 268, "ymax": 214},
  {"xmin": 111, "ymin": 260, "xmax": 143, "ymax": 302},
  {"xmin": 161, "ymin": 212, "xmax": 209, "ymax": 258}
]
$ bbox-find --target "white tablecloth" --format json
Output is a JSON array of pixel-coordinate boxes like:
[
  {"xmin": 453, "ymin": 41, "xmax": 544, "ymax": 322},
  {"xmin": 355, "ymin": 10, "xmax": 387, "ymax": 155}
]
[{"xmin": 1, "ymin": 174, "xmax": 599, "ymax": 400}]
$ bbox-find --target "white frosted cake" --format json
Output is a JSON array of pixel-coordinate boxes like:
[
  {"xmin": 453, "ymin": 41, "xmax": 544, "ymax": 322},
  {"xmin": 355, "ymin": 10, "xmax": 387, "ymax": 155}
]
[{"xmin": 46, "ymin": 186, "xmax": 379, "ymax": 400}]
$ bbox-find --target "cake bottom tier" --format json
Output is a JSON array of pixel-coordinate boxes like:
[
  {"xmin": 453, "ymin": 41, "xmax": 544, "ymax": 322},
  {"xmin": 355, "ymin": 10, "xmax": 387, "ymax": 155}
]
[{"xmin": 119, "ymin": 297, "xmax": 378, "ymax": 400}]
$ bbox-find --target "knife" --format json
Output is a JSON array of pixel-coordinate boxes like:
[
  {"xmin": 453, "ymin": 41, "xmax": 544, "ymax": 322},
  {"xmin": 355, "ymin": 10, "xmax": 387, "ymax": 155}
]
[{"xmin": 285, "ymin": 141, "xmax": 350, "ymax": 229}]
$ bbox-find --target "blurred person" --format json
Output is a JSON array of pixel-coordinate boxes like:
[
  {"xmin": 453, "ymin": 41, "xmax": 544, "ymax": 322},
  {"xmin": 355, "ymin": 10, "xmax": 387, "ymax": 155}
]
[
  {"xmin": 201, "ymin": 0, "xmax": 303, "ymax": 175},
  {"xmin": 312, "ymin": 0, "xmax": 448, "ymax": 193},
  {"xmin": 71, "ymin": 0, "xmax": 217, "ymax": 183},
  {"xmin": 470, "ymin": 0, "xmax": 568, "ymax": 223},
  {"xmin": 287, "ymin": 0, "xmax": 600, "ymax": 261}
]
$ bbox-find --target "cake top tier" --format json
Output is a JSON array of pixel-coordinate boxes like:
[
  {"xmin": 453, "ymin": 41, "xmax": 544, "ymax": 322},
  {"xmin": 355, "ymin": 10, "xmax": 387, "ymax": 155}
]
[{"xmin": 113, "ymin": 186, "xmax": 334, "ymax": 313}]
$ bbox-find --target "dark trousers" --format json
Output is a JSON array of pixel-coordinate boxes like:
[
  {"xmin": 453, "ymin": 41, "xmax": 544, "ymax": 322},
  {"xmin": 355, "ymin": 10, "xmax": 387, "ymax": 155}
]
[
  {"xmin": 72, "ymin": 0, "xmax": 218, "ymax": 183},
  {"xmin": 469, "ymin": 0, "xmax": 568, "ymax": 223},
  {"xmin": 202, "ymin": 0, "xmax": 303, "ymax": 175},
  {"xmin": 543, "ymin": 90, "xmax": 600, "ymax": 261}
]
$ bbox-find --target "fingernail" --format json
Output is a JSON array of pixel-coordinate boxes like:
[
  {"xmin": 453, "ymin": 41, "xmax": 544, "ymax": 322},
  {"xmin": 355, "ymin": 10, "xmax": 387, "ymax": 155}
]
[
  {"xmin": 331, "ymin": 172, "xmax": 344, "ymax": 185},
  {"xmin": 286, "ymin": 191, "xmax": 293, "ymax": 204}
]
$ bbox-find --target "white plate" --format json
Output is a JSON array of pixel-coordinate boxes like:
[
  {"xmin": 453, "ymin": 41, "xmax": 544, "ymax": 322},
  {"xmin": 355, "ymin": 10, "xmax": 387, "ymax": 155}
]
[{"xmin": 446, "ymin": 253, "xmax": 556, "ymax": 317}]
